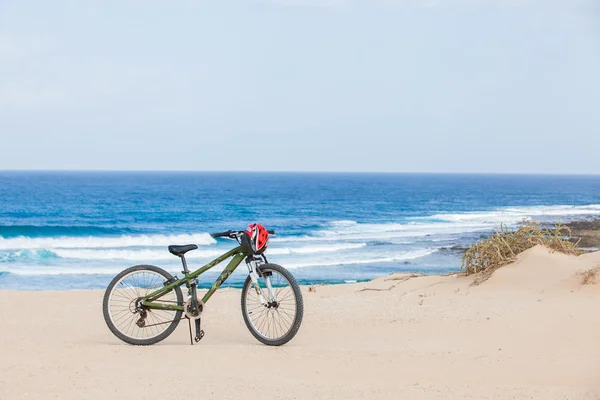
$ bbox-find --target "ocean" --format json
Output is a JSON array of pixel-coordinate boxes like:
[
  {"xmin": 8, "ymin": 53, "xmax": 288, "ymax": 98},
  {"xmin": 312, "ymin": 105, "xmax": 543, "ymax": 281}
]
[{"xmin": 1, "ymin": 172, "xmax": 600, "ymax": 290}]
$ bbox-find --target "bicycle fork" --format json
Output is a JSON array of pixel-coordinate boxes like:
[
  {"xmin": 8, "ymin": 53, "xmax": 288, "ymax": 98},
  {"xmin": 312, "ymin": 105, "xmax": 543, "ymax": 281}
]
[{"xmin": 247, "ymin": 258, "xmax": 277, "ymax": 304}]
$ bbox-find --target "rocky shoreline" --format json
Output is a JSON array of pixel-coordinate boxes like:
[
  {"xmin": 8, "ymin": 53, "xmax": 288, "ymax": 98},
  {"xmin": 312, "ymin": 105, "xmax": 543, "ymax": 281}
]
[{"xmin": 565, "ymin": 218, "xmax": 600, "ymax": 249}]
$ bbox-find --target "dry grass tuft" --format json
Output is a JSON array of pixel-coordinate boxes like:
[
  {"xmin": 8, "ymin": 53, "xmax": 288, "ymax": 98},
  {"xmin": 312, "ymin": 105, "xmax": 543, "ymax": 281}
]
[
  {"xmin": 462, "ymin": 220, "xmax": 581, "ymax": 284},
  {"xmin": 580, "ymin": 266, "xmax": 600, "ymax": 285}
]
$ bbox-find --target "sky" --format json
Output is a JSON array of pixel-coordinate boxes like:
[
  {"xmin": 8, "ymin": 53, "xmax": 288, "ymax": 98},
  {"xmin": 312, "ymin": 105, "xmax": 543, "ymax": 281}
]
[{"xmin": 0, "ymin": 0, "xmax": 599, "ymax": 173}]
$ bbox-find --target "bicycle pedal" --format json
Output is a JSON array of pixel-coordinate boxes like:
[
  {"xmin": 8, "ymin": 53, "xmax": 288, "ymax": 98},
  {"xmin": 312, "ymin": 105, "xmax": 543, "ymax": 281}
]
[{"xmin": 194, "ymin": 330, "xmax": 205, "ymax": 343}]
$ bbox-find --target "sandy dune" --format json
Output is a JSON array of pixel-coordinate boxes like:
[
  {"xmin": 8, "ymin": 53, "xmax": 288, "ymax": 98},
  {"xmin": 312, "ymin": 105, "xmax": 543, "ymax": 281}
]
[{"xmin": 1, "ymin": 245, "xmax": 599, "ymax": 399}]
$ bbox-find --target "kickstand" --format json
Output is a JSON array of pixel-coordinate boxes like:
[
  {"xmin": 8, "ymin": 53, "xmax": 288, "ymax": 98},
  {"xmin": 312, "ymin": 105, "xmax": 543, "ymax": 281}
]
[{"xmin": 187, "ymin": 318, "xmax": 205, "ymax": 345}]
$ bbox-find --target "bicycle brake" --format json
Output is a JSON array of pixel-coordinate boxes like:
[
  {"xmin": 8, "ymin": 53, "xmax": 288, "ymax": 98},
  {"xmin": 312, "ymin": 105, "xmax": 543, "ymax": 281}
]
[{"xmin": 163, "ymin": 276, "xmax": 178, "ymax": 286}]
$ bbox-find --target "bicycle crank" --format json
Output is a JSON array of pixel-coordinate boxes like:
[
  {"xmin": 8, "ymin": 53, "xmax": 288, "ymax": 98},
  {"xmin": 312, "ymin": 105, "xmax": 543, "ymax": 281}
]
[
  {"xmin": 187, "ymin": 315, "xmax": 205, "ymax": 345},
  {"xmin": 184, "ymin": 298, "xmax": 204, "ymax": 320}
]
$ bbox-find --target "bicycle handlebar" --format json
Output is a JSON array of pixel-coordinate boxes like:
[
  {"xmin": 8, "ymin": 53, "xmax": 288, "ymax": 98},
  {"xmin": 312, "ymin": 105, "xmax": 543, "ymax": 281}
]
[{"xmin": 211, "ymin": 229, "xmax": 275, "ymax": 239}]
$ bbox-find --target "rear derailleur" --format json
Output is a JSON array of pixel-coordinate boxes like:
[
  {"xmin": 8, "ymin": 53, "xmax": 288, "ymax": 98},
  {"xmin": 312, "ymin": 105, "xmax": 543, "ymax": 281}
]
[{"xmin": 136, "ymin": 309, "xmax": 148, "ymax": 328}]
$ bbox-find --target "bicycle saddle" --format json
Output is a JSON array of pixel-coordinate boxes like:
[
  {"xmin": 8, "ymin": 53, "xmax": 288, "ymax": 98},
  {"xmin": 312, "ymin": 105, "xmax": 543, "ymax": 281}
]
[{"xmin": 168, "ymin": 244, "xmax": 198, "ymax": 256}]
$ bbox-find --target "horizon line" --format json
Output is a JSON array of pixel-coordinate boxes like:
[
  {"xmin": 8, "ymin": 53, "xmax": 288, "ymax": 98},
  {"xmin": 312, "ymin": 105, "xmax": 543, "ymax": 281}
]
[{"xmin": 1, "ymin": 169, "xmax": 600, "ymax": 177}]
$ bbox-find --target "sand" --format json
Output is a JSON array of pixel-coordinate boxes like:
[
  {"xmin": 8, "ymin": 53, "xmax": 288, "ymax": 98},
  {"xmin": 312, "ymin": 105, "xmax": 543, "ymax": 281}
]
[{"xmin": 1, "ymin": 245, "xmax": 599, "ymax": 399}]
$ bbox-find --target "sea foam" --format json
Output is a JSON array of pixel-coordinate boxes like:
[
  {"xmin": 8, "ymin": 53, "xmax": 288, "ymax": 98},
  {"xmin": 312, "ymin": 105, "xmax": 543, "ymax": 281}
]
[
  {"xmin": 42, "ymin": 243, "xmax": 368, "ymax": 261},
  {"xmin": 427, "ymin": 204, "xmax": 600, "ymax": 224},
  {"xmin": 0, "ymin": 233, "xmax": 216, "ymax": 250},
  {"xmin": 285, "ymin": 249, "xmax": 435, "ymax": 269}
]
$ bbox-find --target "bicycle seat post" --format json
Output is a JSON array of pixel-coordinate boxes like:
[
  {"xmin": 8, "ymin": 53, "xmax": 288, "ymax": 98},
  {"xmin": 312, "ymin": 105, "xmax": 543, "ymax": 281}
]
[{"xmin": 180, "ymin": 255, "xmax": 190, "ymax": 275}]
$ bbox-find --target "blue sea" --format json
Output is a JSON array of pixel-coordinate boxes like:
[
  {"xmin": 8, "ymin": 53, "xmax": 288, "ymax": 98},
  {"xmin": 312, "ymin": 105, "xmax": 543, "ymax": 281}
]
[{"xmin": 1, "ymin": 172, "xmax": 600, "ymax": 290}]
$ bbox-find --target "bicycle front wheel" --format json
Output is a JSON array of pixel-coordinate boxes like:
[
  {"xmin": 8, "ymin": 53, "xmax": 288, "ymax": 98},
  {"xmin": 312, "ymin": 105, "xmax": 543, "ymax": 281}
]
[
  {"xmin": 241, "ymin": 263, "xmax": 304, "ymax": 346},
  {"xmin": 103, "ymin": 265, "xmax": 183, "ymax": 346}
]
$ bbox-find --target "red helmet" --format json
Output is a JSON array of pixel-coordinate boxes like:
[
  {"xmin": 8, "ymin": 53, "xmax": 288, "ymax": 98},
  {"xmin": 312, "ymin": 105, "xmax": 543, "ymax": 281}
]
[{"xmin": 242, "ymin": 223, "xmax": 269, "ymax": 255}]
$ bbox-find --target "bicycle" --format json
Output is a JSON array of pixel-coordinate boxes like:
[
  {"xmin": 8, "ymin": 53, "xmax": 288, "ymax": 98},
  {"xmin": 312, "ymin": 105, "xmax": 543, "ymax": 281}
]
[{"xmin": 102, "ymin": 228, "xmax": 304, "ymax": 346}]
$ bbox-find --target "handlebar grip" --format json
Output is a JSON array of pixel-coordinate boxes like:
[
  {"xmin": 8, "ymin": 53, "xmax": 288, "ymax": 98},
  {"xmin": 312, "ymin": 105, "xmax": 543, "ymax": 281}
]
[
  {"xmin": 268, "ymin": 230, "xmax": 275, "ymax": 235},
  {"xmin": 211, "ymin": 230, "xmax": 233, "ymax": 238}
]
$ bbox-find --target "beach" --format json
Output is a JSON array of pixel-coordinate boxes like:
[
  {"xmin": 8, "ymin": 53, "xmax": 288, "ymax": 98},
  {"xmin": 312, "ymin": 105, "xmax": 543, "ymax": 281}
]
[{"xmin": 1, "ymin": 245, "xmax": 599, "ymax": 399}]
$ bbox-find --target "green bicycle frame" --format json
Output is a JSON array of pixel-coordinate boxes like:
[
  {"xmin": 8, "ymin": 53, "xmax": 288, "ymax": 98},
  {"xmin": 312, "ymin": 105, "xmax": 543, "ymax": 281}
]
[{"xmin": 141, "ymin": 246, "xmax": 248, "ymax": 312}]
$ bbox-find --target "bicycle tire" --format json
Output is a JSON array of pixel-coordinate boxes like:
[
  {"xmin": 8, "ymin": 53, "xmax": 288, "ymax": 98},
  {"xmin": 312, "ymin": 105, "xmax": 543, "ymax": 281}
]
[
  {"xmin": 241, "ymin": 263, "xmax": 304, "ymax": 346},
  {"xmin": 103, "ymin": 265, "xmax": 183, "ymax": 346}
]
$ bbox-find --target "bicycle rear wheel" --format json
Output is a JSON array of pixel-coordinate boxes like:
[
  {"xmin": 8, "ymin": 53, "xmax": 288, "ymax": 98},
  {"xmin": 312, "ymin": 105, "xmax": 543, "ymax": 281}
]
[
  {"xmin": 241, "ymin": 263, "xmax": 303, "ymax": 346},
  {"xmin": 103, "ymin": 265, "xmax": 183, "ymax": 346}
]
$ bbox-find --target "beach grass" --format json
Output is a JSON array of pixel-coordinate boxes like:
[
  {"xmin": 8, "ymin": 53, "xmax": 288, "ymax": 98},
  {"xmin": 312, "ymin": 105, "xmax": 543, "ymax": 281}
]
[
  {"xmin": 462, "ymin": 220, "xmax": 580, "ymax": 283},
  {"xmin": 580, "ymin": 266, "xmax": 600, "ymax": 285}
]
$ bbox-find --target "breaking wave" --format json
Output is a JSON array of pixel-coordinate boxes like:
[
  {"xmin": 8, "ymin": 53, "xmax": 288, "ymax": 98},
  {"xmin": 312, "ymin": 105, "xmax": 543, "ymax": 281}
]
[{"xmin": 0, "ymin": 233, "xmax": 216, "ymax": 251}]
